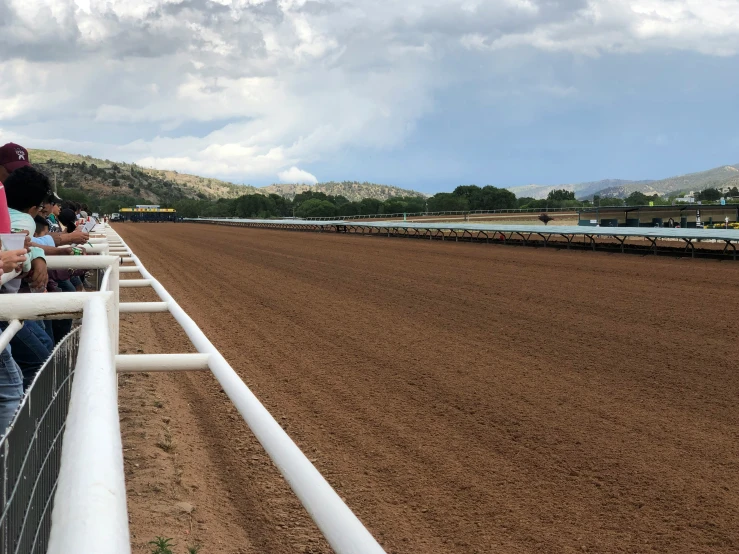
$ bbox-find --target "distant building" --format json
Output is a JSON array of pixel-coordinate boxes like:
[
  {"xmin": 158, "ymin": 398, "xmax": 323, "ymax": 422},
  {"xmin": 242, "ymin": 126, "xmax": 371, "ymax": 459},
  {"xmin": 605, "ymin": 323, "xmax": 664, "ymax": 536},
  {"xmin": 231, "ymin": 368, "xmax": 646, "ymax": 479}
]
[{"xmin": 119, "ymin": 206, "xmax": 177, "ymax": 222}]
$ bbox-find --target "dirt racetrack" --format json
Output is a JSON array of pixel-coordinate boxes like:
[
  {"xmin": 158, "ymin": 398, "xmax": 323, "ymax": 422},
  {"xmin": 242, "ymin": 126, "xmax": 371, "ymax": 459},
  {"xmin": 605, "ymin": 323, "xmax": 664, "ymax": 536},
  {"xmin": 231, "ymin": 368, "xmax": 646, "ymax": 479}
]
[{"xmin": 115, "ymin": 223, "xmax": 739, "ymax": 554}]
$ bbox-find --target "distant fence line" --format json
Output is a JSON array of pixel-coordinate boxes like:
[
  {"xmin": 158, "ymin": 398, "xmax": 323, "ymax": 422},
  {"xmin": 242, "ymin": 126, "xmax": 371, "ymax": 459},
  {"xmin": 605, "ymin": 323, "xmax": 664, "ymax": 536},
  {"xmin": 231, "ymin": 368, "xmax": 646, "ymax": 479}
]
[
  {"xmin": 301, "ymin": 203, "xmax": 739, "ymax": 221},
  {"xmin": 193, "ymin": 207, "xmax": 578, "ymax": 223},
  {"xmin": 179, "ymin": 203, "xmax": 739, "ymax": 224},
  {"xmin": 301, "ymin": 207, "xmax": 577, "ymax": 221}
]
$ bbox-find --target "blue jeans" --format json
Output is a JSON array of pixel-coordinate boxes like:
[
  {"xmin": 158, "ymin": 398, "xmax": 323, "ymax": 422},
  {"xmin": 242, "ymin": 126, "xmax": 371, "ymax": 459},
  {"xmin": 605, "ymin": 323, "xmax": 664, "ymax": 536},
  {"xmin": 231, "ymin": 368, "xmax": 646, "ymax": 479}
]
[
  {"xmin": 0, "ymin": 321, "xmax": 53, "ymax": 390},
  {"xmin": 52, "ymin": 279, "xmax": 75, "ymax": 344},
  {"xmin": 43, "ymin": 320, "xmax": 55, "ymax": 344},
  {"xmin": 0, "ymin": 347, "xmax": 23, "ymax": 436}
]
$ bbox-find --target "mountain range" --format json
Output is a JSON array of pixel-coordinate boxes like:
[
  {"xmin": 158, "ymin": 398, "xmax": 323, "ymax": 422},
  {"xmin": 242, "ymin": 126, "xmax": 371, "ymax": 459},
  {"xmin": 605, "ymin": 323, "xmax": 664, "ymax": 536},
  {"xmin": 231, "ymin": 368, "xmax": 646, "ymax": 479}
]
[
  {"xmin": 29, "ymin": 148, "xmax": 739, "ymax": 204},
  {"xmin": 29, "ymin": 149, "xmax": 423, "ymax": 204},
  {"xmin": 507, "ymin": 164, "xmax": 739, "ymax": 200}
]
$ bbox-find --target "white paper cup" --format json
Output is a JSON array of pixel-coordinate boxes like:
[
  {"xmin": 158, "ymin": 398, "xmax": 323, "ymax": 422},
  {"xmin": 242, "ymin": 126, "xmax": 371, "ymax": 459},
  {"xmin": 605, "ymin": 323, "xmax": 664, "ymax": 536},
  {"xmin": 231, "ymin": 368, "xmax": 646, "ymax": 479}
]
[{"xmin": 0, "ymin": 233, "xmax": 25, "ymax": 251}]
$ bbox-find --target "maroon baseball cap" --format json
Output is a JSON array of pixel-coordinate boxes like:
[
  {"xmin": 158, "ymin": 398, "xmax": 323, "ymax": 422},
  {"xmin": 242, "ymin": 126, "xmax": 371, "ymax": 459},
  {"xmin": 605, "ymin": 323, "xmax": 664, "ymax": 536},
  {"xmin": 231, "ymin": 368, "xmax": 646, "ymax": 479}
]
[{"xmin": 0, "ymin": 143, "xmax": 30, "ymax": 172}]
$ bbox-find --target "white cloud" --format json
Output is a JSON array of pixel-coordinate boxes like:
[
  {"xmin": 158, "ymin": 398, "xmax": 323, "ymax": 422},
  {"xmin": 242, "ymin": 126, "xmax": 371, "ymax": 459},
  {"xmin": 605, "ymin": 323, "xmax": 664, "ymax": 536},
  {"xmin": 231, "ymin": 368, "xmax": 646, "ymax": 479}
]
[
  {"xmin": 1, "ymin": 0, "xmax": 739, "ymax": 183},
  {"xmin": 278, "ymin": 167, "xmax": 318, "ymax": 184}
]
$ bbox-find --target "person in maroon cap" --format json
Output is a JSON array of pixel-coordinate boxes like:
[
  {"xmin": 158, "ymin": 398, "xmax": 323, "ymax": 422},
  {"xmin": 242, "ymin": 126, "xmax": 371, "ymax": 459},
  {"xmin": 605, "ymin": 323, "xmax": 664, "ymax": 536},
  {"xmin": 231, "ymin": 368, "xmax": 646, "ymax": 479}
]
[
  {"xmin": 0, "ymin": 143, "xmax": 88, "ymax": 246},
  {"xmin": 0, "ymin": 144, "xmax": 32, "ymax": 435},
  {"xmin": 0, "ymin": 143, "xmax": 30, "ymax": 234},
  {"xmin": 0, "ymin": 143, "xmax": 30, "ymax": 277}
]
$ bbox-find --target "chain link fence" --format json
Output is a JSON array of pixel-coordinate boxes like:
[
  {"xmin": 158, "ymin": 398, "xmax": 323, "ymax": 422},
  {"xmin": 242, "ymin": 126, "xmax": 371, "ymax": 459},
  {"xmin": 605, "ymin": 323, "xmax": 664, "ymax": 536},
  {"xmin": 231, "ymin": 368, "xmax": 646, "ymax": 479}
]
[{"xmin": 0, "ymin": 327, "xmax": 81, "ymax": 554}]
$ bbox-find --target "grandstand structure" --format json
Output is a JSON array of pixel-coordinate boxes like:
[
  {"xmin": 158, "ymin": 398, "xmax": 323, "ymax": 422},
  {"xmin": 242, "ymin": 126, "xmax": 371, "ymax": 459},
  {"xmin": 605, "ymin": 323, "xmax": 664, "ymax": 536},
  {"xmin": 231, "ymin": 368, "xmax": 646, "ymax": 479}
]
[
  {"xmin": 186, "ymin": 218, "xmax": 739, "ymax": 259},
  {"xmin": 119, "ymin": 205, "xmax": 177, "ymax": 222},
  {"xmin": 0, "ymin": 224, "xmax": 385, "ymax": 554},
  {"xmin": 576, "ymin": 203, "xmax": 739, "ymax": 228}
]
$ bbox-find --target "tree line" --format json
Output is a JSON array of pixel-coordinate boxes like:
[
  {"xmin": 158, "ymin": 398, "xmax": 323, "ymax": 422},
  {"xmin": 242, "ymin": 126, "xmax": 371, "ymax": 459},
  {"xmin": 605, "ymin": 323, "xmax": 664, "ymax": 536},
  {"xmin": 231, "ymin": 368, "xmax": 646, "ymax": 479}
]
[
  {"xmin": 171, "ymin": 186, "xmax": 591, "ymax": 219},
  {"xmin": 56, "ymin": 183, "xmax": 739, "ymax": 219}
]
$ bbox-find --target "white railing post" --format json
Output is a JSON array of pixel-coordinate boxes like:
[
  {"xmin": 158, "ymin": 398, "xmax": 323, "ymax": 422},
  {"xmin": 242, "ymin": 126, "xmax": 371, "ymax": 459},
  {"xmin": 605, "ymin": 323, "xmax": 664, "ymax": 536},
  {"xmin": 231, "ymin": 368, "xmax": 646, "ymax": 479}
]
[
  {"xmin": 109, "ymin": 262, "xmax": 120, "ymax": 354},
  {"xmin": 47, "ymin": 295, "xmax": 130, "ymax": 554},
  {"xmin": 0, "ymin": 319, "xmax": 23, "ymax": 351}
]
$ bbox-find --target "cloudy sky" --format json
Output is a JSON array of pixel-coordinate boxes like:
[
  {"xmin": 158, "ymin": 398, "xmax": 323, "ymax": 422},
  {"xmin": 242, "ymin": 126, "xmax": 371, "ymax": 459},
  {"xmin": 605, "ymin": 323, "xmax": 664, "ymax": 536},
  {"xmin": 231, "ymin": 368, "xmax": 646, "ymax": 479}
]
[{"xmin": 1, "ymin": 0, "xmax": 738, "ymax": 192}]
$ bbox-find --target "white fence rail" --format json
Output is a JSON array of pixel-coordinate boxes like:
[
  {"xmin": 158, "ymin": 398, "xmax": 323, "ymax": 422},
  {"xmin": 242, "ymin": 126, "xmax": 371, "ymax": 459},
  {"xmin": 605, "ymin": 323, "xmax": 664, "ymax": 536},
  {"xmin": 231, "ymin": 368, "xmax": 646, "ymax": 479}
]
[{"xmin": 0, "ymin": 225, "xmax": 386, "ymax": 553}]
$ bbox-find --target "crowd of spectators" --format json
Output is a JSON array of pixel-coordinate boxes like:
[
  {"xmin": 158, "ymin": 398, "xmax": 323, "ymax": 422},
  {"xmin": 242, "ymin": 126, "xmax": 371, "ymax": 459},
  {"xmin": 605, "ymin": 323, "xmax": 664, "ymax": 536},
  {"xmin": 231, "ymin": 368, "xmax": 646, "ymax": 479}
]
[{"xmin": 0, "ymin": 143, "xmax": 99, "ymax": 434}]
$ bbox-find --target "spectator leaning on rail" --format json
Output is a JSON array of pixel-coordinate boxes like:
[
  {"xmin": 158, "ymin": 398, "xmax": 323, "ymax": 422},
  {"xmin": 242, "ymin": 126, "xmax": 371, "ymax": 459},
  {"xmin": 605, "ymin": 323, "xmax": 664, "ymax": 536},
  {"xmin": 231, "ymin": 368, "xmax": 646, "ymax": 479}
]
[
  {"xmin": 33, "ymin": 216, "xmax": 73, "ymax": 343},
  {"xmin": 1, "ymin": 166, "xmax": 55, "ymax": 389},
  {"xmin": 40, "ymin": 192, "xmax": 62, "ymax": 233},
  {"xmin": 0, "ymin": 144, "xmax": 33, "ymax": 434},
  {"xmin": 57, "ymin": 208, "xmax": 88, "ymax": 290},
  {"xmin": 0, "ymin": 249, "xmax": 26, "ymax": 435}
]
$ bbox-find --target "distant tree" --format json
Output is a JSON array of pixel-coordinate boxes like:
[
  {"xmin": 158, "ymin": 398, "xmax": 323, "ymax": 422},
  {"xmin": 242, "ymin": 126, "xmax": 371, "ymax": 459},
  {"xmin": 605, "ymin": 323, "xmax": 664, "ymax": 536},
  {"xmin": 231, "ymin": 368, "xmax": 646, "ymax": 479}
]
[
  {"xmin": 729, "ymin": 186, "xmax": 739, "ymax": 196},
  {"xmin": 382, "ymin": 196, "xmax": 426, "ymax": 214},
  {"xmin": 382, "ymin": 198, "xmax": 408, "ymax": 214},
  {"xmin": 358, "ymin": 198, "xmax": 381, "ymax": 215},
  {"xmin": 452, "ymin": 185, "xmax": 482, "ymax": 201},
  {"xmin": 697, "ymin": 187, "xmax": 722, "ymax": 201},
  {"xmin": 57, "ymin": 187, "xmax": 90, "ymax": 205},
  {"xmin": 296, "ymin": 199, "xmax": 337, "ymax": 218},
  {"xmin": 268, "ymin": 194, "xmax": 292, "ymax": 217},
  {"xmin": 173, "ymin": 199, "xmax": 201, "ymax": 218},
  {"xmin": 234, "ymin": 194, "xmax": 277, "ymax": 218},
  {"xmin": 516, "ymin": 197, "xmax": 536, "ymax": 208},
  {"xmin": 331, "ymin": 195, "xmax": 351, "ymax": 207},
  {"xmin": 427, "ymin": 193, "xmax": 469, "ymax": 212},
  {"xmin": 625, "ymin": 191, "xmax": 651, "ymax": 205},
  {"xmin": 340, "ymin": 202, "xmax": 360, "ymax": 216},
  {"xmin": 599, "ymin": 197, "xmax": 625, "ymax": 207},
  {"xmin": 519, "ymin": 199, "xmax": 548, "ymax": 209},
  {"xmin": 547, "ymin": 189, "xmax": 575, "ymax": 201},
  {"xmin": 475, "ymin": 186, "xmax": 517, "ymax": 210},
  {"xmin": 293, "ymin": 191, "xmax": 328, "ymax": 206}
]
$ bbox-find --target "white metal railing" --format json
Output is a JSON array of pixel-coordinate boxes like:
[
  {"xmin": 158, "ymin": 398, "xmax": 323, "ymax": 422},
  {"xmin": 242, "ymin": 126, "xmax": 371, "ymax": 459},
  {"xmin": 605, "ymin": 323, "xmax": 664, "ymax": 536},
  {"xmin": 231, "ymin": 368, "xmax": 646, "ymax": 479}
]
[
  {"xmin": 47, "ymin": 295, "xmax": 129, "ymax": 553},
  {"xmin": 0, "ymin": 270, "xmax": 20, "ymax": 286},
  {"xmin": 0, "ymin": 224, "xmax": 386, "ymax": 553}
]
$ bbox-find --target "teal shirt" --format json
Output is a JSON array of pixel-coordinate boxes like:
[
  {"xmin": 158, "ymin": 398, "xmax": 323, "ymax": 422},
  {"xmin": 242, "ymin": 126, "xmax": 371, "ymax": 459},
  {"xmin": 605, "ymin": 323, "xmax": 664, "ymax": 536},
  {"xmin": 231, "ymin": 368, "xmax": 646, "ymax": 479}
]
[{"xmin": 8, "ymin": 208, "xmax": 45, "ymax": 273}]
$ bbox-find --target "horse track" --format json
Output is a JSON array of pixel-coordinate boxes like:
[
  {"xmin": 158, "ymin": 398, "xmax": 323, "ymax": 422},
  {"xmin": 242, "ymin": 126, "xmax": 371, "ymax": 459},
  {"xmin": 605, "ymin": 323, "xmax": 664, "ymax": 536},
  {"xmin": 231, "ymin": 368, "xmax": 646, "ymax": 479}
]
[{"xmin": 115, "ymin": 223, "xmax": 739, "ymax": 554}]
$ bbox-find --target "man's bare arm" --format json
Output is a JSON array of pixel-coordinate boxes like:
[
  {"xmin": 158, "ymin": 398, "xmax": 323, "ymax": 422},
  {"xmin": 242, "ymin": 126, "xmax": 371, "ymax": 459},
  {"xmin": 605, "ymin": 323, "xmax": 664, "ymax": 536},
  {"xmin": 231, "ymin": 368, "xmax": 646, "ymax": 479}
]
[{"xmin": 50, "ymin": 230, "xmax": 89, "ymax": 246}]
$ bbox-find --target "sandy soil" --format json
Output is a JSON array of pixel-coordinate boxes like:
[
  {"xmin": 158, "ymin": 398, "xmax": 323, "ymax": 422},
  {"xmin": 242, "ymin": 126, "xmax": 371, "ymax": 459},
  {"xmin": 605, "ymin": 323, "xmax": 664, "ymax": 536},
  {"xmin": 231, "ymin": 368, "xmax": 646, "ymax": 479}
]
[{"xmin": 116, "ymin": 223, "xmax": 739, "ymax": 554}]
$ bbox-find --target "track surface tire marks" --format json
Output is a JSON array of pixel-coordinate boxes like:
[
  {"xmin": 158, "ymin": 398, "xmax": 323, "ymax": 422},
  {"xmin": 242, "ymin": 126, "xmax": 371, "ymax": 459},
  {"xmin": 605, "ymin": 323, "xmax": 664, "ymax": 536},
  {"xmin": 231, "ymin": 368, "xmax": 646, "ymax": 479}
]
[{"xmin": 115, "ymin": 223, "xmax": 739, "ymax": 554}]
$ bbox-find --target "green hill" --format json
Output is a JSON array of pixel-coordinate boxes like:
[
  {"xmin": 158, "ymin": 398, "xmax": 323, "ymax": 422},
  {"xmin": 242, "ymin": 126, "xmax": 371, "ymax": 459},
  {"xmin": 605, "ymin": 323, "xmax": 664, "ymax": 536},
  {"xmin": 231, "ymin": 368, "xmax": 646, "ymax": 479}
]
[
  {"xmin": 30, "ymin": 149, "xmax": 251, "ymax": 202},
  {"xmin": 29, "ymin": 149, "xmax": 420, "ymax": 205}
]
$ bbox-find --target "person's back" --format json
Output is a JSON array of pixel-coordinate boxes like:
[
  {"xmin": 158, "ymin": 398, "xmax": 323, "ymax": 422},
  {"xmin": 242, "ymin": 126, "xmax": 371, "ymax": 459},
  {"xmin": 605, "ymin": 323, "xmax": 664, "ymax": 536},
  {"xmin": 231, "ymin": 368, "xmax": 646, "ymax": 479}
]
[
  {"xmin": 1, "ymin": 166, "xmax": 54, "ymax": 392},
  {"xmin": 4, "ymin": 167, "xmax": 50, "ymax": 289},
  {"xmin": 0, "ymin": 149, "xmax": 51, "ymax": 435},
  {"xmin": 0, "ymin": 143, "xmax": 29, "ymax": 235}
]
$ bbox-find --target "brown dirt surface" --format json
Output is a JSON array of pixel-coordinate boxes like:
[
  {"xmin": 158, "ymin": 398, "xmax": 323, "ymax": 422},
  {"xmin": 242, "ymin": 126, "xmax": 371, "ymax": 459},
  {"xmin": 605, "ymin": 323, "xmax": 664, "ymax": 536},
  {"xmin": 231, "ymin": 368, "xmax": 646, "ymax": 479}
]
[{"xmin": 115, "ymin": 223, "xmax": 739, "ymax": 554}]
